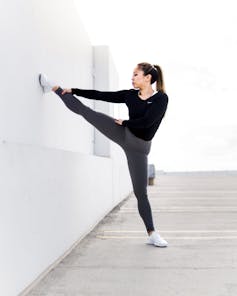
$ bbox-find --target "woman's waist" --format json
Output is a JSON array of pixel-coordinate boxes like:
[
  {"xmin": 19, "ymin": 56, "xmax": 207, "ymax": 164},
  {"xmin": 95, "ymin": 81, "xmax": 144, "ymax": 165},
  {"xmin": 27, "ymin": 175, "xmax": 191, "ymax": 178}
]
[{"xmin": 125, "ymin": 127, "xmax": 153, "ymax": 142}]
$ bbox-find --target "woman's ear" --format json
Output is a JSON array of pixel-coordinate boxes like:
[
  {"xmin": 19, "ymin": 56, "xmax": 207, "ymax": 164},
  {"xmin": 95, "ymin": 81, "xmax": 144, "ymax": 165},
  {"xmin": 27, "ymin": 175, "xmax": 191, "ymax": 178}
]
[{"xmin": 145, "ymin": 74, "xmax": 152, "ymax": 83}]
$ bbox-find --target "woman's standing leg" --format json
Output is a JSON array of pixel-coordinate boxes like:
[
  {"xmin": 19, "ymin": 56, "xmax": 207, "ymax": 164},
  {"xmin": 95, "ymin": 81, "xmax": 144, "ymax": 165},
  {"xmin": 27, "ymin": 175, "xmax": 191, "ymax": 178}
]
[
  {"xmin": 54, "ymin": 87, "xmax": 126, "ymax": 148},
  {"xmin": 123, "ymin": 129, "xmax": 168, "ymax": 246},
  {"xmin": 124, "ymin": 149, "xmax": 155, "ymax": 234}
]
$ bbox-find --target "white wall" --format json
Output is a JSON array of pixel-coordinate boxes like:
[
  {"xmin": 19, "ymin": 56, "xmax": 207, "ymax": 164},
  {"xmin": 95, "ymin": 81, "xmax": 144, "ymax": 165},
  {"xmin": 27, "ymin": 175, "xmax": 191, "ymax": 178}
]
[
  {"xmin": 93, "ymin": 46, "xmax": 112, "ymax": 157},
  {"xmin": 0, "ymin": 1, "xmax": 132, "ymax": 295},
  {"xmin": 92, "ymin": 45, "xmax": 132, "ymax": 206}
]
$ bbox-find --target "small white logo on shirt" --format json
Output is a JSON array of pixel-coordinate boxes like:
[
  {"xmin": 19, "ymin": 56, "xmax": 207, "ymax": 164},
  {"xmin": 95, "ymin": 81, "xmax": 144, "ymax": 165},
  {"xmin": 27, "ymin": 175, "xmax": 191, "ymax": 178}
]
[{"xmin": 147, "ymin": 101, "xmax": 152, "ymax": 104}]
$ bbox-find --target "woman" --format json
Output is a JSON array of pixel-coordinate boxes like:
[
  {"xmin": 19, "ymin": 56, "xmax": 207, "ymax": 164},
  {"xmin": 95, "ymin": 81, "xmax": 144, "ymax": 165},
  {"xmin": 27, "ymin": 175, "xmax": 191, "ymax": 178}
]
[{"xmin": 39, "ymin": 62, "xmax": 169, "ymax": 247}]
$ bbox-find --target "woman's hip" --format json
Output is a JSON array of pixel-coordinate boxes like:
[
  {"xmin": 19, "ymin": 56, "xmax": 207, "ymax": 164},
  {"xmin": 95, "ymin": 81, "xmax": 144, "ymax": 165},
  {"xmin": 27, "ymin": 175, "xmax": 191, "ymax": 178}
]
[{"xmin": 124, "ymin": 127, "xmax": 152, "ymax": 155}]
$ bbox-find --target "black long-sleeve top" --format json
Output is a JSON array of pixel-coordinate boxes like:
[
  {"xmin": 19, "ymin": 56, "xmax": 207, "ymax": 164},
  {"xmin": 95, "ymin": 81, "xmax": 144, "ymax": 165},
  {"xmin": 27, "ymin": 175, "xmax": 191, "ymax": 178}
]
[{"xmin": 71, "ymin": 88, "xmax": 168, "ymax": 141}]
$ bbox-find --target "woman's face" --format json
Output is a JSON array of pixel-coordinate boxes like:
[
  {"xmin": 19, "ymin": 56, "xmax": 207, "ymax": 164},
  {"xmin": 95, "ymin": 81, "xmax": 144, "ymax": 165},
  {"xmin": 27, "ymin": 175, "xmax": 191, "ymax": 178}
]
[{"xmin": 131, "ymin": 67, "xmax": 149, "ymax": 88}]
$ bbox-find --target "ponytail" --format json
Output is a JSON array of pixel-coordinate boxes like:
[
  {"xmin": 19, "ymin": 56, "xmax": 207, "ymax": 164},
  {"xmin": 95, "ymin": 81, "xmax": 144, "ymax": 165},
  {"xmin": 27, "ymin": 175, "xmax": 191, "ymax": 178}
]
[
  {"xmin": 153, "ymin": 64, "xmax": 165, "ymax": 93},
  {"xmin": 137, "ymin": 62, "xmax": 165, "ymax": 93}
]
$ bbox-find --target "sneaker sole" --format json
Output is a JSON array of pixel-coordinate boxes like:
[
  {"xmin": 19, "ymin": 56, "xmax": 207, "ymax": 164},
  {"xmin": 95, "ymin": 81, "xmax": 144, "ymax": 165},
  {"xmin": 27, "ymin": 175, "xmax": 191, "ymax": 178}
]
[
  {"xmin": 146, "ymin": 241, "xmax": 168, "ymax": 247},
  {"xmin": 39, "ymin": 74, "xmax": 45, "ymax": 91},
  {"xmin": 154, "ymin": 243, "xmax": 168, "ymax": 247}
]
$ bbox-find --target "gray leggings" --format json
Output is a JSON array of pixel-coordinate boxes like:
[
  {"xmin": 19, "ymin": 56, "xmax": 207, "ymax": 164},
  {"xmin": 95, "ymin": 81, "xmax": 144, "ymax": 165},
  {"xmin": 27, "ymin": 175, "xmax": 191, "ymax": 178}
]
[{"xmin": 55, "ymin": 87, "xmax": 155, "ymax": 233}]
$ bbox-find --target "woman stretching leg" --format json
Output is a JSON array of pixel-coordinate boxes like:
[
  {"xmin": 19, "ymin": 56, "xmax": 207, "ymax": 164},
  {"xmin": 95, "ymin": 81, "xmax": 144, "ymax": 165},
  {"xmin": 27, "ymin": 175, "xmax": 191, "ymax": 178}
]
[{"xmin": 39, "ymin": 62, "xmax": 169, "ymax": 247}]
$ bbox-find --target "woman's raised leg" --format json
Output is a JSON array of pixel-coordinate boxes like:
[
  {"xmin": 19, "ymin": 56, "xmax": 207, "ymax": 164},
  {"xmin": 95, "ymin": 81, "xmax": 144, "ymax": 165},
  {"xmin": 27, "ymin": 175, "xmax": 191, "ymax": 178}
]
[{"xmin": 54, "ymin": 87, "xmax": 125, "ymax": 148}]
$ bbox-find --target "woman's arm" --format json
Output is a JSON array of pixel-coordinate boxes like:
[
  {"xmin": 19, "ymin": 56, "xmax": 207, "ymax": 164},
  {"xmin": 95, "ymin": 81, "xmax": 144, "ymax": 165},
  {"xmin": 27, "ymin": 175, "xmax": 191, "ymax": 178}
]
[{"xmin": 71, "ymin": 88, "xmax": 131, "ymax": 103}]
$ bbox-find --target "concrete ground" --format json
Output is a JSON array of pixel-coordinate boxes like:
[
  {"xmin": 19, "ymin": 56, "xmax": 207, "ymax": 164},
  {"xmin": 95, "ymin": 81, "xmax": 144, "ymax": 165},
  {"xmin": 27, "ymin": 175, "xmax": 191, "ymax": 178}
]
[{"xmin": 25, "ymin": 172, "xmax": 237, "ymax": 296}]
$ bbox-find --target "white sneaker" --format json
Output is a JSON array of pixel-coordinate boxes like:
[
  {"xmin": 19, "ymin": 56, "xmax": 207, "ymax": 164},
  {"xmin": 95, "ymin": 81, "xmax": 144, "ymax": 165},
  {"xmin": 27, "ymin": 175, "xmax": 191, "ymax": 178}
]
[
  {"xmin": 147, "ymin": 230, "xmax": 168, "ymax": 247},
  {"xmin": 39, "ymin": 73, "xmax": 56, "ymax": 93}
]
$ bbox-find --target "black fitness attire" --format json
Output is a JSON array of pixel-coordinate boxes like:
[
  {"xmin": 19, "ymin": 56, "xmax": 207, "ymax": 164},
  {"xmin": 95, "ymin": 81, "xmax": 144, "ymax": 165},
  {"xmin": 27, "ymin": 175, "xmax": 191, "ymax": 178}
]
[{"xmin": 55, "ymin": 87, "xmax": 168, "ymax": 233}]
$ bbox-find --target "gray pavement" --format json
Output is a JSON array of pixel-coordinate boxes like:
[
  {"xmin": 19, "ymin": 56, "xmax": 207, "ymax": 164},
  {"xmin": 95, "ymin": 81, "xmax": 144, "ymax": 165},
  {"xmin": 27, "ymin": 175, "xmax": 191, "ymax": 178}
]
[{"xmin": 25, "ymin": 172, "xmax": 237, "ymax": 296}]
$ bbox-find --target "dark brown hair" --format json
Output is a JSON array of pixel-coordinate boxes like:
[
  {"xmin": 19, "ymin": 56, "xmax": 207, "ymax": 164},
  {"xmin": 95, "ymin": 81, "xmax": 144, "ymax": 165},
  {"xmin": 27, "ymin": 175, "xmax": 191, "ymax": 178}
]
[{"xmin": 137, "ymin": 62, "xmax": 165, "ymax": 92}]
